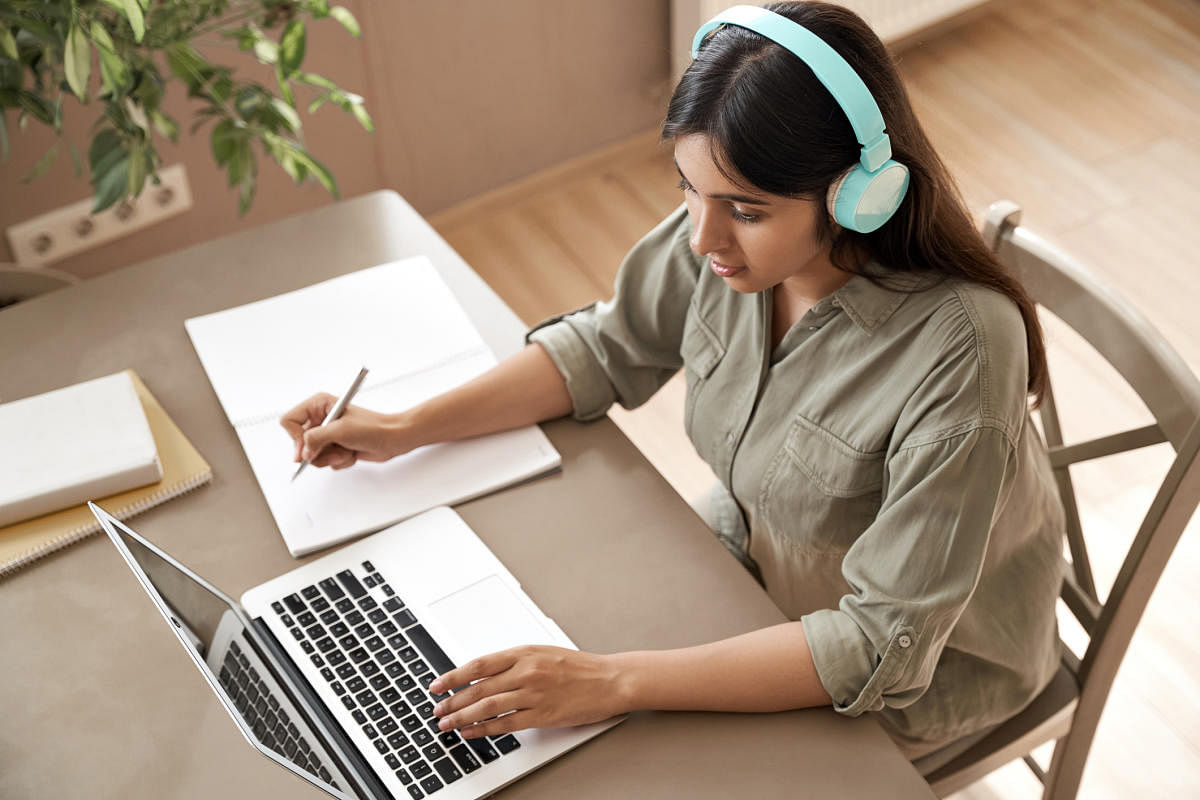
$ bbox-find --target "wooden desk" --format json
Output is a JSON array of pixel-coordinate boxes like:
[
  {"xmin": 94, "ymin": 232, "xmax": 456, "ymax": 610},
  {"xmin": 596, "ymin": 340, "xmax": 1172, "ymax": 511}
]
[{"xmin": 0, "ymin": 191, "xmax": 935, "ymax": 799}]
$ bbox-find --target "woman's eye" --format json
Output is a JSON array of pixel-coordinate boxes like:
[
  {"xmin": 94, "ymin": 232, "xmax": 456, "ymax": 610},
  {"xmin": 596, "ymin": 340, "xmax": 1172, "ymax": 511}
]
[
  {"xmin": 677, "ymin": 178, "xmax": 695, "ymax": 193},
  {"xmin": 731, "ymin": 208, "xmax": 760, "ymax": 223}
]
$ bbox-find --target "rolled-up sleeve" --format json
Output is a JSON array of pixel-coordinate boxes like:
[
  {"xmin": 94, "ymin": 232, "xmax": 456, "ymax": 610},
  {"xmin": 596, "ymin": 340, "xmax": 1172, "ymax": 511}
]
[
  {"xmin": 801, "ymin": 424, "xmax": 1016, "ymax": 715},
  {"xmin": 526, "ymin": 205, "xmax": 700, "ymax": 421}
]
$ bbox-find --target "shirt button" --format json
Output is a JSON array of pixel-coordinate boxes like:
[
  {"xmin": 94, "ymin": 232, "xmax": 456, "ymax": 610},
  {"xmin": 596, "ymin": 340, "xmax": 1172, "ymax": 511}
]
[
  {"xmin": 898, "ymin": 634, "xmax": 912, "ymax": 649},
  {"xmin": 808, "ymin": 325, "xmax": 818, "ymax": 331}
]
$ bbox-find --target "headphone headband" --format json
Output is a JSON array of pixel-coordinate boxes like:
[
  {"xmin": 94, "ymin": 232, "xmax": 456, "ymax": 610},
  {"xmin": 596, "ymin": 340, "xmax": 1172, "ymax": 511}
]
[{"xmin": 691, "ymin": 5, "xmax": 891, "ymax": 172}]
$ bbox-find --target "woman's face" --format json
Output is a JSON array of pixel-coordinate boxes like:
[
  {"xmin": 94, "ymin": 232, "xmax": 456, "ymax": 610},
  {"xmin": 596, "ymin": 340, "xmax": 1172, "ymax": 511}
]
[{"xmin": 674, "ymin": 134, "xmax": 843, "ymax": 299}]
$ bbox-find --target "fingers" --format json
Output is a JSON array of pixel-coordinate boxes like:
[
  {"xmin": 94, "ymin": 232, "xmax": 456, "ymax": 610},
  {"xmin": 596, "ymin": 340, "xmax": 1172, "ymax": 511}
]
[
  {"xmin": 301, "ymin": 417, "xmax": 352, "ymax": 462},
  {"xmin": 436, "ymin": 688, "xmax": 528, "ymax": 735},
  {"xmin": 430, "ymin": 651, "xmax": 519, "ymax": 696},
  {"xmin": 311, "ymin": 444, "xmax": 356, "ymax": 470},
  {"xmin": 280, "ymin": 393, "xmax": 335, "ymax": 459}
]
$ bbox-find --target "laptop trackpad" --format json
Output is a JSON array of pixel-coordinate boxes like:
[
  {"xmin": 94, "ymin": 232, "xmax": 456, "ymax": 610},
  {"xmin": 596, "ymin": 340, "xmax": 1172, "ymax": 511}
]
[{"xmin": 429, "ymin": 574, "xmax": 556, "ymax": 661}]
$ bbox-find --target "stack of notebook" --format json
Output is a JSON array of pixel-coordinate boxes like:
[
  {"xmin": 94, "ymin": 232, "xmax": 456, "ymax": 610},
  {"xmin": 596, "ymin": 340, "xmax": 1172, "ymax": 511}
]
[{"xmin": 0, "ymin": 370, "xmax": 211, "ymax": 577}]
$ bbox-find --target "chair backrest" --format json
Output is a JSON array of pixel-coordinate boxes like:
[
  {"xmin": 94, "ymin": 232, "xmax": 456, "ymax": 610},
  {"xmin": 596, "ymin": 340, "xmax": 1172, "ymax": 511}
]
[{"xmin": 968, "ymin": 201, "xmax": 1200, "ymax": 797}]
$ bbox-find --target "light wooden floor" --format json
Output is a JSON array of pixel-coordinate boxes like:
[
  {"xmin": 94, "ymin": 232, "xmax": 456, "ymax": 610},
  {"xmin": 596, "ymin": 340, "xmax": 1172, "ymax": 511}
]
[{"xmin": 431, "ymin": 0, "xmax": 1200, "ymax": 796}]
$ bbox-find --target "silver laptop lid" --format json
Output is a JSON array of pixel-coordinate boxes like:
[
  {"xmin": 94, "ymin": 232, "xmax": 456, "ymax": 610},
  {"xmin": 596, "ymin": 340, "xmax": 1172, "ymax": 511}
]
[{"xmin": 90, "ymin": 503, "xmax": 360, "ymax": 799}]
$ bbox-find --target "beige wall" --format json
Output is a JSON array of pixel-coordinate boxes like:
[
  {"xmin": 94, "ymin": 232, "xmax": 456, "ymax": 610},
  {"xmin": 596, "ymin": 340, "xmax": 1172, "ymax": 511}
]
[{"xmin": 0, "ymin": 1, "xmax": 670, "ymax": 279}]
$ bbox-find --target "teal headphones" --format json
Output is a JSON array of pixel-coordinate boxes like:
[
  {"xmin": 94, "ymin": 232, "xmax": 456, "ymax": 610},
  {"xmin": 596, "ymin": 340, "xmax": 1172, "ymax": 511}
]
[{"xmin": 691, "ymin": 5, "xmax": 910, "ymax": 233}]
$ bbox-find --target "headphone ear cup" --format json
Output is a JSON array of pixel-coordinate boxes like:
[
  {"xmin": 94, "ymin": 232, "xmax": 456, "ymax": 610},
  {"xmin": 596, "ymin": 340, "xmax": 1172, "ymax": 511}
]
[{"xmin": 827, "ymin": 160, "xmax": 910, "ymax": 234}]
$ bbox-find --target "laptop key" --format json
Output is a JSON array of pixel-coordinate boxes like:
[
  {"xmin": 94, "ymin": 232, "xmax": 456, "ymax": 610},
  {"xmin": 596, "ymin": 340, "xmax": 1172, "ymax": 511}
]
[
  {"xmin": 388, "ymin": 731, "xmax": 410, "ymax": 750},
  {"xmin": 390, "ymin": 701, "xmax": 411, "ymax": 718},
  {"xmin": 411, "ymin": 661, "xmax": 431, "ymax": 678},
  {"xmin": 367, "ymin": 703, "xmax": 388, "ymax": 721},
  {"xmin": 319, "ymin": 609, "xmax": 339, "ymax": 625},
  {"xmin": 383, "ymin": 597, "xmax": 403, "ymax": 612},
  {"xmin": 412, "ymin": 729, "xmax": 433, "ymax": 747},
  {"xmin": 371, "ymin": 674, "xmax": 390, "ymax": 690},
  {"xmin": 386, "ymin": 662, "xmax": 406, "ymax": 678},
  {"xmin": 368, "ymin": 609, "xmax": 387, "ymax": 624},
  {"xmin": 432, "ymin": 756, "xmax": 462, "ymax": 784},
  {"xmin": 336, "ymin": 570, "xmax": 366, "ymax": 598},
  {"xmin": 284, "ymin": 594, "xmax": 305, "ymax": 614},
  {"xmin": 416, "ymin": 702, "xmax": 435, "ymax": 720},
  {"xmin": 315, "ymin": 637, "xmax": 336, "ymax": 653},
  {"xmin": 301, "ymin": 585, "xmax": 321, "ymax": 600},
  {"xmin": 354, "ymin": 689, "xmax": 377, "ymax": 706},
  {"xmin": 337, "ymin": 663, "xmax": 356, "ymax": 679},
  {"xmin": 347, "ymin": 676, "xmax": 367, "ymax": 693},
  {"xmin": 363, "ymin": 723, "xmax": 378, "ymax": 740},
  {"xmin": 493, "ymin": 734, "xmax": 521, "ymax": 754},
  {"xmin": 448, "ymin": 744, "xmax": 481, "ymax": 774},
  {"xmin": 418, "ymin": 673, "xmax": 436, "ymax": 689},
  {"xmin": 381, "ymin": 583, "xmax": 396, "ymax": 597},
  {"xmin": 359, "ymin": 596, "xmax": 378, "ymax": 612},
  {"xmin": 465, "ymin": 737, "xmax": 499, "ymax": 764},
  {"xmin": 355, "ymin": 622, "xmax": 374, "ymax": 638},
  {"xmin": 349, "ymin": 648, "xmax": 369, "ymax": 664},
  {"xmin": 378, "ymin": 621, "xmax": 398, "ymax": 637},
  {"xmin": 326, "ymin": 650, "xmax": 346, "ymax": 667},
  {"xmin": 377, "ymin": 650, "xmax": 396, "ymax": 666},
  {"xmin": 335, "ymin": 598, "xmax": 354, "ymax": 614},
  {"xmin": 373, "ymin": 739, "xmax": 390, "ymax": 755},
  {"xmin": 365, "ymin": 636, "xmax": 385, "ymax": 652},
  {"xmin": 385, "ymin": 753, "xmax": 401, "ymax": 770},
  {"xmin": 406, "ymin": 786, "xmax": 424, "ymax": 800},
  {"xmin": 271, "ymin": 601, "xmax": 285, "ymax": 614},
  {"xmin": 401, "ymin": 715, "xmax": 422, "ymax": 733},
  {"xmin": 410, "ymin": 761, "xmax": 432, "ymax": 779},
  {"xmin": 381, "ymin": 687, "xmax": 401, "ymax": 704},
  {"xmin": 398, "ymin": 745, "xmax": 421, "ymax": 764},
  {"xmin": 297, "ymin": 611, "xmax": 317, "ymax": 627},
  {"xmin": 407, "ymin": 625, "xmax": 456, "ymax": 677},
  {"xmin": 438, "ymin": 731, "xmax": 462, "ymax": 748},
  {"xmin": 393, "ymin": 609, "xmax": 417, "ymax": 628},
  {"xmin": 394, "ymin": 766, "xmax": 413, "ymax": 785},
  {"xmin": 361, "ymin": 661, "xmax": 381, "ymax": 677},
  {"xmin": 378, "ymin": 717, "xmax": 399, "ymax": 735},
  {"xmin": 331, "ymin": 681, "xmax": 346, "ymax": 696},
  {"xmin": 321, "ymin": 667, "xmax": 336, "ymax": 681},
  {"xmin": 396, "ymin": 675, "xmax": 416, "ymax": 691},
  {"xmin": 422, "ymin": 744, "xmax": 445, "ymax": 762},
  {"xmin": 352, "ymin": 710, "xmax": 367, "ymax": 725},
  {"xmin": 280, "ymin": 614, "xmax": 295, "ymax": 627},
  {"xmin": 405, "ymin": 688, "xmax": 426, "ymax": 706},
  {"xmin": 418, "ymin": 774, "xmax": 443, "ymax": 794},
  {"xmin": 300, "ymin": 640, "xmax": 315, "ymax": 654},
  {"xmin": 346, "ymin": 610, "xmax": 365, "ymax": 626},
  {"xmin": 330, "ymin": 622, "xmax": 349, "ymax": 638},
  {"xmin": 311, "ymin": 597, "xmax": 330, "ymax": 613},
  {"xmin": 362, "ymin": 560, "xmax": 376, "ymax": 573}
]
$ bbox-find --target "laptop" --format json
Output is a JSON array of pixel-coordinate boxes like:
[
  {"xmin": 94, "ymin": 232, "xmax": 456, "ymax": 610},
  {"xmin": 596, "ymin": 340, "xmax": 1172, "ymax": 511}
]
[{"xmin": 91, "ymin": 503, "xmax": 622, "ymax": 799}]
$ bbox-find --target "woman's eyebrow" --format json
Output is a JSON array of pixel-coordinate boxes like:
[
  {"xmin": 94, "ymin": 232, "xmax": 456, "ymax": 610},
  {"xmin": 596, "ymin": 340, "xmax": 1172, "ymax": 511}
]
[{"xmin": 673, "ymin": 158, "xmax": 768, "ymax": 206}]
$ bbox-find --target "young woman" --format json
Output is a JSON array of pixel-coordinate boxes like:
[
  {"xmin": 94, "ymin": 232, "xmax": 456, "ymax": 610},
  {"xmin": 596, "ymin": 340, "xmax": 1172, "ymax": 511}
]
[{"xmin": 281, "ymin": 2, "xmax": 1064, "ymax": 769}]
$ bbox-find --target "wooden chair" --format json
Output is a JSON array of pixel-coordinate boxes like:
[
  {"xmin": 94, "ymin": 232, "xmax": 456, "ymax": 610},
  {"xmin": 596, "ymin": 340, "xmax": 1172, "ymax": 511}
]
[{"xmin": 924, "ymin": 201, "xmax": 1200, "ymax": 798}]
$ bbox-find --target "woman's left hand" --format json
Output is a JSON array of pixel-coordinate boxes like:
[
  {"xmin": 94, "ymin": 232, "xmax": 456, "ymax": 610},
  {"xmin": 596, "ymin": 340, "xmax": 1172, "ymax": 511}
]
[{"xmin": 429, "ymin": 646, "xmax": 628, "ymax": 738}]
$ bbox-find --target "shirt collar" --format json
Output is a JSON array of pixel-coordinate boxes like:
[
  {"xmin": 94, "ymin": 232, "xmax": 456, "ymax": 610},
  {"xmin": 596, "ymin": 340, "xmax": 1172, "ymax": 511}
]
[{"xmin": 817, "ymin": 267, "xmax": 932, "ymax": 336}]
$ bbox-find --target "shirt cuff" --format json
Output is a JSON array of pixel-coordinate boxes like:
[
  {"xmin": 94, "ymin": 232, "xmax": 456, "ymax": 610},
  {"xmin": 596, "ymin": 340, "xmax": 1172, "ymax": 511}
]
[
  {"xmin": 802, "ymin": 608, "xmax": 918, "ymax": 716},
  {"xmin": 526, "ymin": 313, "xmax": 617, "ymax": 422}
]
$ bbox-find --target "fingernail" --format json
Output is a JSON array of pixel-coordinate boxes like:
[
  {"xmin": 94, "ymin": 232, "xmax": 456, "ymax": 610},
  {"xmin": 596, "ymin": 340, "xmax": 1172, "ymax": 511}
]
[
  {"xmin": 433, "ymin": 702, "xmax": 444, "ymax": 715},
  {"xmin": 429, "ymin": 680, "xmax": 443, "ymax": 692}
]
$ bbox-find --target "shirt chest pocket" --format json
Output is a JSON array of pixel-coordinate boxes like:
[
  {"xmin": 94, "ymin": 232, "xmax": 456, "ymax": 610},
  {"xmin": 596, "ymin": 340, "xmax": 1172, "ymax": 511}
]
[
  {"xmin": 758, "ymin": 414, "xmax": 885, "ymax": 555},
  {"xmin": 679, "ymin": 310, "xmax": 726, "ymax": 455}
]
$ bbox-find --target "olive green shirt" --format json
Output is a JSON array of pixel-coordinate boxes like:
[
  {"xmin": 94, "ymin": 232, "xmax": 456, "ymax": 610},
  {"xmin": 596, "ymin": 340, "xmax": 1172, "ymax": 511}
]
[{"xmin": 529, "ymin": 205, "xmax": 1064, "ymax": 753}]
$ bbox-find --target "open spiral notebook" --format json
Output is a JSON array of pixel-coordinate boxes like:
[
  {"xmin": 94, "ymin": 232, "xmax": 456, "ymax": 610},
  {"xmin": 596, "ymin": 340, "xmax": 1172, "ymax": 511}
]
[{"xmin": 185, "ymin": 257, "xmax": 561, "ymax": 557}]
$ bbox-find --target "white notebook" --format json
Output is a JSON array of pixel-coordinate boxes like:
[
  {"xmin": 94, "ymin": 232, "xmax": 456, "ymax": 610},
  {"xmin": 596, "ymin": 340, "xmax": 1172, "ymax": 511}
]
[
  {"xmin": 0, "ymin": 372, "xmax": 163, "ymax": 527},
  {"xmin": 185, "ymin": 257, "xmax": 561, "ymax": 556}
]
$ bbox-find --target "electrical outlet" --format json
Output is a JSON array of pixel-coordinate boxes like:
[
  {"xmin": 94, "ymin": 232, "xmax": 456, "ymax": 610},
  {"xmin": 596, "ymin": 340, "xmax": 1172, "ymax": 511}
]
[{"xmin": 6, "ymin": 164, "xmax": 193, "ymax": 266}]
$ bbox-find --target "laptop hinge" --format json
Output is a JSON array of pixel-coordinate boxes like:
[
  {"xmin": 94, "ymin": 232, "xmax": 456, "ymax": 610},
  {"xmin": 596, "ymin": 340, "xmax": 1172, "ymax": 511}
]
[{"xmin": 248, "ymin": 617, "xmax": 395, "ymax": 800}]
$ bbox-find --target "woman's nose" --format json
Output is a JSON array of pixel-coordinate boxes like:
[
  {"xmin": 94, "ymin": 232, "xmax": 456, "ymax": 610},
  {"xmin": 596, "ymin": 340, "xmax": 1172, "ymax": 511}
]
[{"xmin": 689, "ymin": 204, "xmax": 729, "ymax": 256}]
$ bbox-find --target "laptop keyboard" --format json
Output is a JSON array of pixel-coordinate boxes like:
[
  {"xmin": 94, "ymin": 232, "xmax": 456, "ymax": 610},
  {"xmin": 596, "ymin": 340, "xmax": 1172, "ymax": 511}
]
[
  {"xmin": 217, "ymin": 638, "xmax": 341, "ymax": 790},
  {"xmin": 271, "ymin": 560, "xmax": 521, "ymax": 799}
]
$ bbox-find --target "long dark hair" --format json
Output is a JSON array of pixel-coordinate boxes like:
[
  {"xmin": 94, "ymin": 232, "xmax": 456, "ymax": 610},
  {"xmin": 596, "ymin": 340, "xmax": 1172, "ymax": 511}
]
[{"xmin": 662, "ymin": 1, "xmax": 1047, "ymax": 405}]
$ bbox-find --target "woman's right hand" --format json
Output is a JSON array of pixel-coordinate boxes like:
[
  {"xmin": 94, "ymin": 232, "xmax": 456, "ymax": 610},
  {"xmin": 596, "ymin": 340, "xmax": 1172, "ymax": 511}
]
[{"xmin": 280, "ymin": 393, "xmax": 411, "ymax": 470}]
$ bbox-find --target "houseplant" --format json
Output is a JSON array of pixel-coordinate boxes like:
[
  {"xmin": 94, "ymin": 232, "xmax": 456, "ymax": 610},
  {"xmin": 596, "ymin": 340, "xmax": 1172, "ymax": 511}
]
[{"xmin": 0, "ymin": 0, "xmax": 371, "ymax": 215}]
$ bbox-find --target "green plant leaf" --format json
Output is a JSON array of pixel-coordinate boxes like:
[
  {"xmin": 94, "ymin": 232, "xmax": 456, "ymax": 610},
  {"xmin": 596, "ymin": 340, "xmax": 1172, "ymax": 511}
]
[
  {"xmin": 269, "ymin": 97, "xmax": 301, "ymax": 132},
  {"xmin": 330, "ymin": 6, "xmax": 360, "ymax": 37},
  {"xmin": 307, "ymin": 94, "xmax": 328, "ymax": 114},
  {"xmin": 253, "ymin": 38, "xmax": 278, "ymax": 65},
  {"xmin": 238, "ymin": 176, "xmax": 255, "ymax": 216},
  {"xmin": 306, "ymin": 0, "xmax": 332, "ymax": 19},
  {"xmin": 0, "ymin": 27, "xmax": 18, "ymax": 60},
  {"xmin": 165, "ymin": 44, "xmax": 212, "ymax": 91},
  {"xmin": 92, "ymin": 151, "xmax": 130, "ymax": 212},
  {"xmin": 13, "ymin": 90, "xmax": 55, "ymax": 126},
  {"xmin": 293, "ymin": 149, "xmax": 338, "ymax": 196},
  {"xmin": 68, "ymin": 140, "xmax": 83, "ymax": 175},
  {"xmin": 276, "ymin": 64, "xmax": 295, "ymax": 107},
  {"xmin": 351, "ymin": 102, "xmax": 373, "ymax": 133},
  {"xmin": 64, "ymin": 24, "xmax": 91, "ymax": 100},
  {"xmin": 122, "ymin": 0, "xmax": 146, "ymax": 43},
  {"xmin": 210, "ymin": 118, "xmax": 239, "ymax": 165},
  {"xmin": 89, "ymin": 128, "xmax": 122, "ymax": 169},
  {"xmin": 126, "ymin": 140, "xmax": 147, "ymax": 195},
  {"xmin": 297, "ymin": 73, "xmax": 338, "ymax": 90},
  {"xmin": 91, "ymin": 22, "xmax": 130, "ymax": 95},
  {"xmin": 279, "ymin": 20, "xmax": 306, "ymax": 78},
  {"xmin": 23, "ymin": 142, "xmax": 58, "ymax": 182},
  {"xmin": 150, "ymin": 109, "xmax": 178, "ymax": 142},
  {"xmin": 227, "ymin": 139, "xmax": 254, "ymax": 187}
]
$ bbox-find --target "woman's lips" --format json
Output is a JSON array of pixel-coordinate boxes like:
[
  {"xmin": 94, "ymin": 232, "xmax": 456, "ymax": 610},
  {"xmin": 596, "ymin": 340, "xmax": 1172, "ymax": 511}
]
[{"xmin": 710, "ymin": 259, "xmax": 746, "ymax": 278}]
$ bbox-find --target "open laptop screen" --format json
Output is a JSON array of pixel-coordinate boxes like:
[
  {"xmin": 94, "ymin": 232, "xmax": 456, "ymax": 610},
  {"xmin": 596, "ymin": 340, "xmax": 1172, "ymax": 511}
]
[{"xmin": 93, "ymin": 505, "xmax": 354, "ymax": 799}]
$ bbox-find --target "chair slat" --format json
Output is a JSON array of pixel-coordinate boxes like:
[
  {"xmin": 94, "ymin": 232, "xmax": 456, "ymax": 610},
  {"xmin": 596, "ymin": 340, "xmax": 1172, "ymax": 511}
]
[
  {"xmin": 1041, "ymin": 381, "xmax": 1100, "ymax": 601},
  {"xmin": 1048, "ymin": 424, "xmax": 1165, "ymax": 469},
  {"xmin": 1061, "ymin": 574, "xmax": 1100, "ymax": 633}
]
